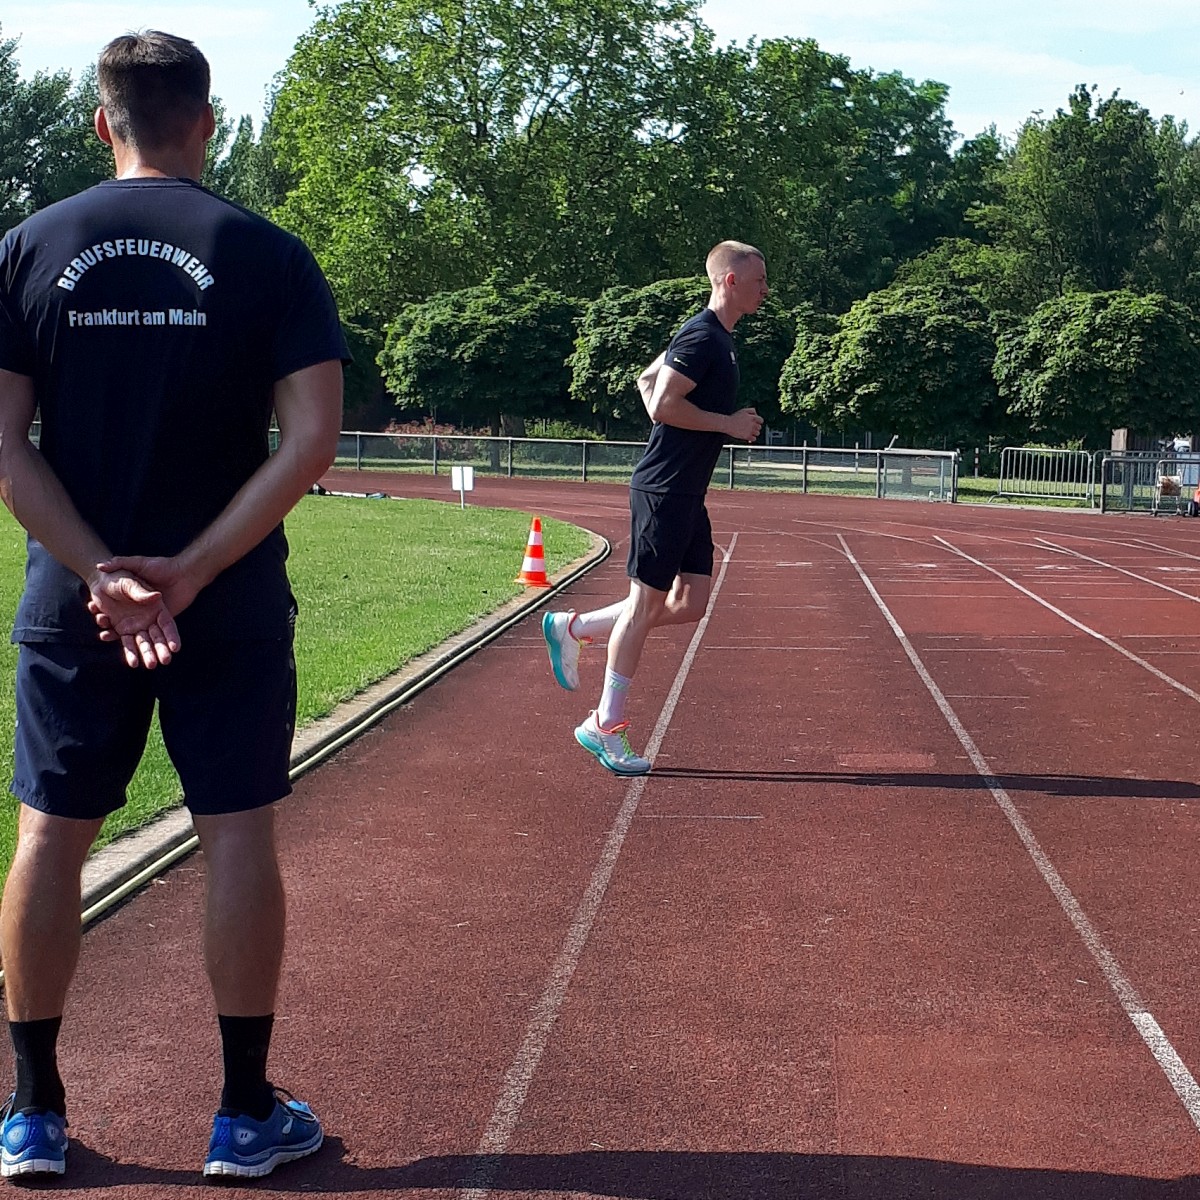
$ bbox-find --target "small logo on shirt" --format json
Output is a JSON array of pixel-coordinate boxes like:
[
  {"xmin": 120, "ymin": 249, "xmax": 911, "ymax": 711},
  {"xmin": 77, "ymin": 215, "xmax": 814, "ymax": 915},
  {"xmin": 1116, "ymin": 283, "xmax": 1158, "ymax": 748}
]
[{"xmin": 673, "ymin": 356, "xmax": 687, "ymax": 366}]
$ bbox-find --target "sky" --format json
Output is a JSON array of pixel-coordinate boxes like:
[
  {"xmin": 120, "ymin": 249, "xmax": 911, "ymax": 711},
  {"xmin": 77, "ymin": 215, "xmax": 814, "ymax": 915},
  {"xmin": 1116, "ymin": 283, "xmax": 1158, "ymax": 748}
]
[{"xmin": 6, "ymin": 0, "xmax": 1200, "ymax": 143}]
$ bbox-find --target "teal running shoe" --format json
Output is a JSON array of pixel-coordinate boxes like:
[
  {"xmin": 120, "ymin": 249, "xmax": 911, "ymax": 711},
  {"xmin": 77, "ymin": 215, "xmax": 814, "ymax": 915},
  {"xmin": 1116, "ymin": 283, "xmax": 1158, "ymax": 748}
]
[
  {"xmin": 543, "ymin": 611, "xmax": 586, "ymax": 690},
  {"xmin": 574, "ymin": 711, "xmax": 650, "ymax": 776}
]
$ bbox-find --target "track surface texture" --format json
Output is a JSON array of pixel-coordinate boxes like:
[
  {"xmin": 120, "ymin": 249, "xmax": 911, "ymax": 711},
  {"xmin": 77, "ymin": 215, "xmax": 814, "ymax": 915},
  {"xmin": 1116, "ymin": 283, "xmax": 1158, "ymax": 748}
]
[{"xmin": 22, "ymin": 474, "xmax": 1200, "ymax": 1197}]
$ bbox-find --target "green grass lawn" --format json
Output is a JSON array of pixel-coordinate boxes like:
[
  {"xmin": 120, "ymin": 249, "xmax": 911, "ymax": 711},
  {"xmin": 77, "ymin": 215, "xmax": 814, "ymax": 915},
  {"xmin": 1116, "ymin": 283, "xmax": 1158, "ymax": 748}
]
[{"xmin": 0, "ymin": 497, "xmax": 591, "ymax": 876}]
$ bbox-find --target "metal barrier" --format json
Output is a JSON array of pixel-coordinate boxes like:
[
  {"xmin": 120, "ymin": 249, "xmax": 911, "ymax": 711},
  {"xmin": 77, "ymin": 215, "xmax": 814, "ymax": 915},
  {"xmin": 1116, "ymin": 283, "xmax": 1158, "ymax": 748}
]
[
  {"xmin": 1099, "ymin": 453, "xmax": 1200, "ymax": 514},
  {"xmin": 335, "ymin": 433, "xmax": 960, "ymax": 501},
  {"xmin": 997, "ymin": 446, "xmax": 1096, "ymax": 503},
  {"xmin": 1099, "ymin": 453, "xmax": 1200, "ymax": 516}
]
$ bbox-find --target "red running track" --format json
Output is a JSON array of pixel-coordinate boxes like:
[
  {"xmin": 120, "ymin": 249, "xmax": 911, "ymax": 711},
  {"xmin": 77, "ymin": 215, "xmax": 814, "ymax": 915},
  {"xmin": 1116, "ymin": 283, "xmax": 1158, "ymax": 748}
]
[{"xmin": 26, "ymin": 475, "xmax": 1200, "ymax": 1197}]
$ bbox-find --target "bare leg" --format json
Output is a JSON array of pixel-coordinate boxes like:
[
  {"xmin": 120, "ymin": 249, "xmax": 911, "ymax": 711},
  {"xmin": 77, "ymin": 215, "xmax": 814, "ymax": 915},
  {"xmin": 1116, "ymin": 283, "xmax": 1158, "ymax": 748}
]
[
  {"xmin": 606, "ymin": 572, "xmax": 711, "ymax": 678},
  {"xmin": 658, "ymin": 572, "xmax": 712, "ymax": 629},
  {"xmin": 193, "ymin": 806, "xmax": 285, "ymax": 1016},
  {"xmin": 568, "ymin": 600, "xmax": 627, "ymax": 641},
  {"xmin": 1, "ymin": 808, "xmax": 102, "ymax": 1021}
]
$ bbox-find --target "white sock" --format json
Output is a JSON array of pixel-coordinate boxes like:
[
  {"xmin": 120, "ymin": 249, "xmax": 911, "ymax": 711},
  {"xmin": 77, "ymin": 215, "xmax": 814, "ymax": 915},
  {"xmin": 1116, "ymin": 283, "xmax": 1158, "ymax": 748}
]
[
  {"xmin": 597, "ymin": 668, "xmax": 633, "ymax": 728},
  {"xmin": 569, "ymin": 602, "xmax": 625, "ymax": 642}
]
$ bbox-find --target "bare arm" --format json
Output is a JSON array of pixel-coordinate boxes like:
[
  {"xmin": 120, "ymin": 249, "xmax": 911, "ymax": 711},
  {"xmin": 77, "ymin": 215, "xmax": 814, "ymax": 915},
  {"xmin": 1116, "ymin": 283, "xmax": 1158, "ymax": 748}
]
[
  {"xmin": 637, "ymin": 353, "xmax": 666, "ymax": 416},
  {"xmin": 645, "ymin": 364, "xmax": 763, "ymax": 442},
  {"xmin": 98, "ymin": 359, "xmax": 343, "ymax": 619},
  {"xmin": 0, "ymin": 367, "xmax": 179, "ymax": 667},
  {"xmin": 0, "ymin": 369, "xmax": 110, "ymax": 580}
]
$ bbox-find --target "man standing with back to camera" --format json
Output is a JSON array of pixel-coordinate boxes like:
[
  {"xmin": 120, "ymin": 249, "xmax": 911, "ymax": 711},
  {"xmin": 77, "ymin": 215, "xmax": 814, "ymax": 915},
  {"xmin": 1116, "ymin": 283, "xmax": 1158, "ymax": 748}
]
[
  {"xmin": 0, "ymin": 31, "xmax": 347, "ymax": 1180},
  {"xmin": 543, "ymin": 241, "xmax": 767, "ymax": 773}
]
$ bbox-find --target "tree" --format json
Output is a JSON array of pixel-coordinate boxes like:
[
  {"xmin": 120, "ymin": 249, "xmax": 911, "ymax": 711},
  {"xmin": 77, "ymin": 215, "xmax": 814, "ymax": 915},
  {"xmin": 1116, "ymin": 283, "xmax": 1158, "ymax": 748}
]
[
  {"xmin": 0, "ymin": 32, "xmax": 257, "ymax": 232},
  {"xmin": 379, "ymin": 278, "xmax": 584, "ymax": 434},
  {"xmin": 649, "ymin": 40, "xmax": 970, "ymax": 312},
  {"xmin": 21, "ymin": 66, "xmax": 110, "ymax": 215},
  {"xmin": 270, "ymin": 0, "xmax": 702, "ymax": 320},
  {"xmin": 994, "ymin": 290, "xmax": 1200, "ymax": 447},
  {"xmin": 729, "ymin": 301, "xmax": 795, "ymax": 430},
  {"xmin": 341, "ymin": 322, "xmax": 391, "ymax": 430},
  {"xmin": 780, "ymin": 283, "xmax": 1000, "ymax": 447},
  {"xmin": 972, "ymin": 87, "xmax": 1161, "ymax": 310},
  {"xmin": 569, "ymin": 277, "xmax": 710, "ymax": 433},
  {"xmin": 568, "ymin": 275, "xmax": 794, "ymax": 435},
  {"xmin": 1136, "ymin": 117, "xmax": 1200, "ymax": 311},
  {"xmin": 0, "ymin": 31, "xmax": 104, "ymax": 232},
  {"xmin": 207, "ymin": 115, "xmax": 258, "ymax": 207}
]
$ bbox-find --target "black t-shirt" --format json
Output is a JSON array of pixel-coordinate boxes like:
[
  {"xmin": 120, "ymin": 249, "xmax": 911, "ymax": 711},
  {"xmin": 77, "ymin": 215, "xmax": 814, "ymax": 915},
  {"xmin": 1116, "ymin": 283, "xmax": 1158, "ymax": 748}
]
[
  {"xmin": 629, "ymin": 308, "xmax": 740, "ymax": 496},
  {"xmin": 0, "ymin": 177, "xmax": 349, "ymax": 643}
]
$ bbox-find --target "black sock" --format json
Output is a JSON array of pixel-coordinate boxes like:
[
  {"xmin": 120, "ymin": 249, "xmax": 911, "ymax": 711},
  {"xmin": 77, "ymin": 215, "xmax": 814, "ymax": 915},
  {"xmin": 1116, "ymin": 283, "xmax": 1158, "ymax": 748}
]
[
  {"xmin": 217, "ymin": 1014, "xmax": 275, "ymax": 1121},
  {"xmin": 10, "ymin": 1017, "xmax": 66, "ymax": 1116}
]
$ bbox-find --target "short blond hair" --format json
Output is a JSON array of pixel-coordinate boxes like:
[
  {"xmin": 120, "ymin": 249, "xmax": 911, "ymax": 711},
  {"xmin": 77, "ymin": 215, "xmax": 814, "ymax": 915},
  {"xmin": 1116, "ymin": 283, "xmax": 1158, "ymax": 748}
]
[{"xmin": 705, "ymin": 240, "xmax": 764, "ymax": 287}]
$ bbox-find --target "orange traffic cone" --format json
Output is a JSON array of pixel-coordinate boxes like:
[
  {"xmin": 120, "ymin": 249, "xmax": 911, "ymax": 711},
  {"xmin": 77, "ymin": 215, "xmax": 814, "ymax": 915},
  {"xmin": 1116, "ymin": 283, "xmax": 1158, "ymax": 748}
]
[{"xmin": 515, "ymin": 516, "xmax": 551, "ymax": 587}]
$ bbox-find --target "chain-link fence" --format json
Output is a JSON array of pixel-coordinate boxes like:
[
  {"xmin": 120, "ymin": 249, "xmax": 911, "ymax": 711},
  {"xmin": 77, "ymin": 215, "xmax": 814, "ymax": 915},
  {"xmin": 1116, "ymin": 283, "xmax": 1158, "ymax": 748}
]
[{"xmin": 335, "ymin": 433, "xmax": 960, "ymax": 500}]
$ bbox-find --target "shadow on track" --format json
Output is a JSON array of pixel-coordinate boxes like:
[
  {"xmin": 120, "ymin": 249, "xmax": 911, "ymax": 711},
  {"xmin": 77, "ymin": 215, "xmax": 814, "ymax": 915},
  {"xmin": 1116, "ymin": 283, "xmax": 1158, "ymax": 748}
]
[
  {"xmin": 44, "ymin": 1142, "xmax": 1200, "ymax": 1196},
  {"xmin": 650, "ymin": 768, "xmax": 1200, "ymax": 801},
  {"xmin": 395, "ymin": 1152, "xmax": 1200, "ymax": 1199}
]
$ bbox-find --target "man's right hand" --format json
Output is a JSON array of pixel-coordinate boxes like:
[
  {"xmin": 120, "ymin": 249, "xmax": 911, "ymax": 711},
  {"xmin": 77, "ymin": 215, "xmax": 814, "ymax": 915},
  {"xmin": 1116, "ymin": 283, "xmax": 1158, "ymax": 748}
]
[
  {"xmin": 86, "ymin": 569, "xmax": 181, "ymax": 669},
  {"xmin": 726, "ymin": 407, "xmax": 764, "ymax": 442}
]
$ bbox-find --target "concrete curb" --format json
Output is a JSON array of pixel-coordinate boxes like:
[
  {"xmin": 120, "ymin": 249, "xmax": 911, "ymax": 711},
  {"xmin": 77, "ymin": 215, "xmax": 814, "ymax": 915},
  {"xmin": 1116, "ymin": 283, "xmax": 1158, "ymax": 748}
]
[{"xmin": 77, "ymin": 529, "xmax": 611, "ymax": 925}]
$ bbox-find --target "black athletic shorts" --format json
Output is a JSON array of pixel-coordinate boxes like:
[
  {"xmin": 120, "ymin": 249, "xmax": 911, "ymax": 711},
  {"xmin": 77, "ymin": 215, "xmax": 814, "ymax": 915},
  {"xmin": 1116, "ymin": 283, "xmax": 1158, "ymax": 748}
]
[
  {"xmin": 626, "ymin": 488, "xmax": 714, "ymax": 593},
  {"xmin": 11, "ymin": 635, "xmax": 297, "ymax": 821}
]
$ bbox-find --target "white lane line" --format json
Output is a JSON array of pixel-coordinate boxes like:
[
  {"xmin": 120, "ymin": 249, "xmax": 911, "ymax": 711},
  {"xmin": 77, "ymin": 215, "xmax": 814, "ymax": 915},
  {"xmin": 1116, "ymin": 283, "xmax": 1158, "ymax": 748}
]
[
  {"xmin": 837, "ymin": 533, "xmax": 1200, "ymax": 1131},
  {"xmin": 1035, "ymin": 538, "xmax": 1200, "ymax": 604},
  {"xmin": 933, "ymin": 536, "xmax": 1200, "ymax": 705},
  {"xmin": 927, "ymin": 648, "xmax": 1065, "ymax": 654},
  {"xmin": 458, "ymin": 534, "xmax": 740, "ymax": 1199},
  {"xmin": 1130, "ymin": 537, "xmax": 1200, "ymax": 564},
  {"xmin": 704, "ymin": 644, "xmax": 867, "ymax": 652},
  {"xmin": 641, "ymin": 814, "xmax": 764, "ymax": 821}
]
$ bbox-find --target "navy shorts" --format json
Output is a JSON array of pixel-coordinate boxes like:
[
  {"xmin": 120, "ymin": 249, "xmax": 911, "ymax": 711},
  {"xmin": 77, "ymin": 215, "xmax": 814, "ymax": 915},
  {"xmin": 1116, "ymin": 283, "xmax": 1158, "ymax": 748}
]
[
  {"xmin": 11, "ymin": 636, "xmax": 297, "ymax": 821},
  {"xmin": 626, "ymin": 488, "xmax": 714, "ymax": 593}
]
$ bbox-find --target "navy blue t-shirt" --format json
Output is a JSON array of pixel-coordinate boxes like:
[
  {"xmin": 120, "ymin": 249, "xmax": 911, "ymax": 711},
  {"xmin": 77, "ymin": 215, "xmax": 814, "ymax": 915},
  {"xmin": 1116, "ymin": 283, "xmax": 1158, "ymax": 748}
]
[
  {"xmin": 629, "ymin": 308, "xmax": 740, "ymax": 496},
  {"xmin": 0, "ymin": 176, "xmax": 349, "ymax": 643}
]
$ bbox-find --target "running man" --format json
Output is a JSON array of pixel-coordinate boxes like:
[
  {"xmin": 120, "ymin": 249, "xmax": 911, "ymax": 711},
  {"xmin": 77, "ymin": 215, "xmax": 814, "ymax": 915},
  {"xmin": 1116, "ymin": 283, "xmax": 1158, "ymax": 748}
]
[
  {"xmin": 543, "ymin": 241, "xmax": 767, "ymax": 774},
  {"xmin": 0, "ymin": 32, "xmax": 346, "ymax": 1179}
]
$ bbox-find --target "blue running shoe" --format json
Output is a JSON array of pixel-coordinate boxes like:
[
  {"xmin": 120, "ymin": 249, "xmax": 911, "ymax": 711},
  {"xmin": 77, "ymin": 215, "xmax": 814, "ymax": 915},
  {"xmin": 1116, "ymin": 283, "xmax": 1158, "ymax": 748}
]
[
  {"xmin": 574, "ymin": 710, "xmax": 650, "ymax": 776},
  {"xmin": 202, "ymin": 1089, "xmax": 322, "ymax": 1180},
  {"xmin": 0, "ymin": 1095, "xmax": 67, "ymax": 1177}
]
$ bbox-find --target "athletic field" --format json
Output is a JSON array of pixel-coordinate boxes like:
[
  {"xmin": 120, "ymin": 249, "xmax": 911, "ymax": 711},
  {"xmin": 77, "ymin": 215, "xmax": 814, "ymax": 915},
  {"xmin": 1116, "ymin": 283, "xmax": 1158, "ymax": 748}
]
[{"xmin": 34, "ymin": 473, "xmax": 1200, "ymax": 1194}]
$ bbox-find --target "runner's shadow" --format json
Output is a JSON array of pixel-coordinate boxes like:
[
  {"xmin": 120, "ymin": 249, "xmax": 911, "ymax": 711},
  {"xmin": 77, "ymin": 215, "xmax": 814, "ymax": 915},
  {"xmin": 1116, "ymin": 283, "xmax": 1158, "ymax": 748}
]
[
  {"xmin": 649, "ymin": 768, "xmax": 1200, "ymax": 800},
  {"xmin": 45, "ymin": 1144, "xmax": 1200, "ymax": 1195},
  {"xmin": 256, "ymin": 1149, "xmax": 1200, "ymax": 1197}
]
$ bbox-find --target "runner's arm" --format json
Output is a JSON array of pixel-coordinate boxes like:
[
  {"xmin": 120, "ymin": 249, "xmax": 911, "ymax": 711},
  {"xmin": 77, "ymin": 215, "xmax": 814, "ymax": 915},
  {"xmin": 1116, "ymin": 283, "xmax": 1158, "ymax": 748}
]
[
  {"xmin": 645, "ymin": 364, "xmax": 761, "ymax": 441},
  {"xmin": 637, "ymin": 353, "xmax": 666, "ymax": 417}
]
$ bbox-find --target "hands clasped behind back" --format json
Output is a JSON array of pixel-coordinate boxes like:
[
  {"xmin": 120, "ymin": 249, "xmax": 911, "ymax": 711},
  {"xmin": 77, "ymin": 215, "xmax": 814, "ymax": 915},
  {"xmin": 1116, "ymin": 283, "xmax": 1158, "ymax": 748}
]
[{"xmin": 86, "ymin": 557, "xmax": 193, "ymax": 669}]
